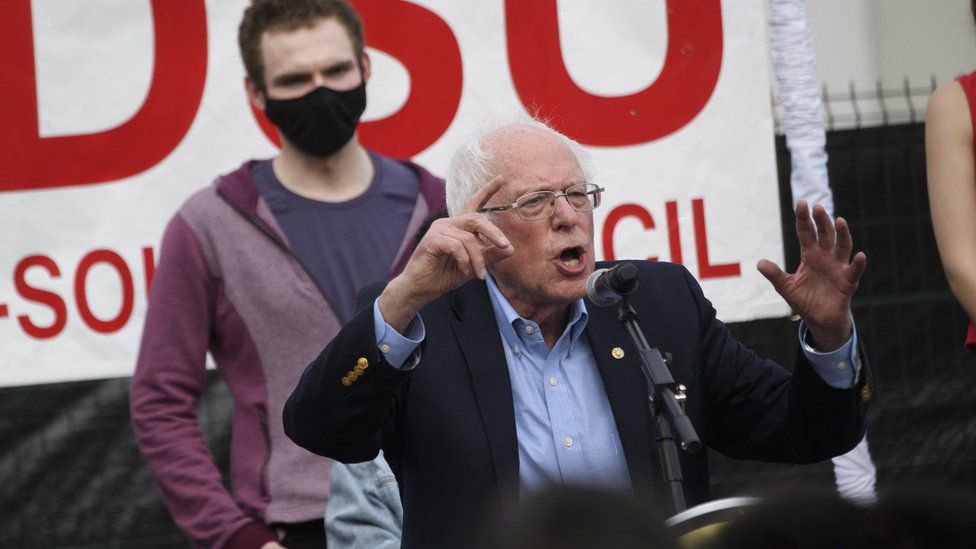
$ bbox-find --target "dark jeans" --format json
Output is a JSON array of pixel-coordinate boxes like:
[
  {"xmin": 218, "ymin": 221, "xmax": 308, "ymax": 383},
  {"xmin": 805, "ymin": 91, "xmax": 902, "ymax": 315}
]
[{"xmin": 276, "ymin": 519, "xmax": 326, "ymax": 549}]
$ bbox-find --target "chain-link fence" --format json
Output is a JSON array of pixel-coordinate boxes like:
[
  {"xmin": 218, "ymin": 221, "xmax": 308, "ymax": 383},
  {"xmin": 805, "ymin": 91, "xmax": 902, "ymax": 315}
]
[{"xmin": 713, "ymin": 90, "xmax": 976, "ymax": 495}]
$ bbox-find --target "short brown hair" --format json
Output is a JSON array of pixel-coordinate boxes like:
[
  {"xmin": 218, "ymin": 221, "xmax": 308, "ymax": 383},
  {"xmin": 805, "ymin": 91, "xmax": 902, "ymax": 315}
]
[{"xmin": 238, "ymin": 0, "xmax": 365, "ymax": 92}]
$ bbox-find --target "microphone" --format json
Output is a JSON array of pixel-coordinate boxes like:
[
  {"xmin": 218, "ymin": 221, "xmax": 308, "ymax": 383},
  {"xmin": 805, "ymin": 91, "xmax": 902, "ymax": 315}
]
[{"xmin": 586, "ymin": 262, "xmax": 638, "ymax": 307}]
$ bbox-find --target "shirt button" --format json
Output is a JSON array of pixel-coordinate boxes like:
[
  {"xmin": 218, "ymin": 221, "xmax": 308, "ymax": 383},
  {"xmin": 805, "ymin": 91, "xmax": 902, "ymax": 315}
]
[
  {"xmin": 512, "ymin": 346, "xmax": 521, "ymax": 355},
  {"xmin": 563, "ymin": 437, "xmax": 573, "ymax": 448},
  {"xmin": 525, "ymin": 325, "xmax": 535, "ymax": 334},
  {"xmin": 837, "ymin": 361, "xmax": 847, "ymax": 370},
  {"xmin": 379, "ymin": 344, "xmax": 391, "ymax": 354},
  {"xmin": 549, "ymin": 377, "xmax": 558, "ymax": 387}
]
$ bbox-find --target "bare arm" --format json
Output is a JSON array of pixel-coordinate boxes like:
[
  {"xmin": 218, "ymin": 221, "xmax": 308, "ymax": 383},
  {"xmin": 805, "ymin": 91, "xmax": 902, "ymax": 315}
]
[{"xmin": 926, "ymin": 82, "xmax": 976, "ymax": 321}]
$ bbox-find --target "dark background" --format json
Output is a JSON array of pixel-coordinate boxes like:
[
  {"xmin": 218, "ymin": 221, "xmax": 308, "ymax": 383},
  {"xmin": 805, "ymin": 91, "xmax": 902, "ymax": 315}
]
[{"xmin": 2, "ymin": 120, "xmax": 974, "ymax": 547}]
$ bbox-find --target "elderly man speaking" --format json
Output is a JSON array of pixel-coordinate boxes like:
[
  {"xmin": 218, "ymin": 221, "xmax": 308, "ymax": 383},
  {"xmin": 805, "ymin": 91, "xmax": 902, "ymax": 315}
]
[{"xmin": 284, "ymin": 118, "xmax": 870, "ymax": 548}]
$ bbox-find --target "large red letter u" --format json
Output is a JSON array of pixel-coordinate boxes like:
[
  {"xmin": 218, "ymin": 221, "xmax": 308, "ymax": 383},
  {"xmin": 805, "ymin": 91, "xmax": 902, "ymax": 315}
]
[{"xmin": 506, "ymin": 0, "xmax": 722, "ymax": 146}]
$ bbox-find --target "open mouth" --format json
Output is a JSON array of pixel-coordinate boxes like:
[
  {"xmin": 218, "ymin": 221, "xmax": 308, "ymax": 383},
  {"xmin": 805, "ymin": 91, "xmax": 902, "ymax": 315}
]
[{"xmin": 559, "ymin": 246, "xmax": 583, "ymax": 268}]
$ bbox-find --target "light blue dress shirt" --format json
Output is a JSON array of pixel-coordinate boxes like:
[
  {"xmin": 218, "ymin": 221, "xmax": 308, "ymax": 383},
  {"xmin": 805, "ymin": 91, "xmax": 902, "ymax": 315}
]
[
  {"xmin": 372, "ymin": 277, "xmax": 860, "ymax": 494},
  {"xmin": 482, "ymin": 276, "xmax": 634, "ymax": 494}
]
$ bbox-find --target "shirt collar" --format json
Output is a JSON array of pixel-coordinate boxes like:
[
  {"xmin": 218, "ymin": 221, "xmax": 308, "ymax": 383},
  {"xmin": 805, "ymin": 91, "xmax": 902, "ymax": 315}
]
[{"xmin": 485, "ymin": 275, "xmax": 589, "ymax": 353}]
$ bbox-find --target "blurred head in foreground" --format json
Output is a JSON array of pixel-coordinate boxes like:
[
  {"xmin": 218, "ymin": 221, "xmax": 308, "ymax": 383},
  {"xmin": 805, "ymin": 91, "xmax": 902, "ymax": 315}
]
[
  {"xmin": 469, "ymin": 484, "xmax": 676, "ymax": 549},
  {"xmin": 708, "ymin": 485, "xmax": 976, "ymax": 549}
]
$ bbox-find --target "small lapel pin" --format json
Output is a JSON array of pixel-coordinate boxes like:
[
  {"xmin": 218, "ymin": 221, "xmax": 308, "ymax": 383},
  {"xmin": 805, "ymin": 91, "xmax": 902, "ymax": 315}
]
[{"xmin": 611, "ymin": 347, "xmax": 625, "ymax": 359}]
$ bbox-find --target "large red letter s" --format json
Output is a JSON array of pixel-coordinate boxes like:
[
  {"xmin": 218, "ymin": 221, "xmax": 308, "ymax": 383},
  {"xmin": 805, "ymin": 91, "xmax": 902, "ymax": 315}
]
[
  {"xmin": 0, "ymin": 1, "xmax": 207, "ymax": 191},
  {"xmin": 506, "ymin": 0, "xmax": 722, "ymax": 146},
  {"xmin": 352, "ymin": 0, "xmax": 462, "ymax": 158}
]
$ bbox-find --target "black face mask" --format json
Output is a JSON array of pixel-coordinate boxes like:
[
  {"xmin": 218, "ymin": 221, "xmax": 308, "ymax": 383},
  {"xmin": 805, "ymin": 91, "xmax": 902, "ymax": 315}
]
[{"xmin": 264, "ymin": 82, "xmax": 367, "ymax": 157}]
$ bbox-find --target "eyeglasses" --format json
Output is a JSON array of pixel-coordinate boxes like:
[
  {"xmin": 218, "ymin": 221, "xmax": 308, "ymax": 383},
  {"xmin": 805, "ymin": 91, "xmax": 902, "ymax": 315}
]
[{"xmin": 478, "ymin": 183, "xmax": 605, "ymax": 221}]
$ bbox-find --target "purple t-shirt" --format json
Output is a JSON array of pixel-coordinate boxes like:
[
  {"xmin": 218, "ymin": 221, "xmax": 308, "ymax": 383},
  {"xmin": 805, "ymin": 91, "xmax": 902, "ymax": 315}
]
[{"xmin": 251, "ymin": 152, "xmax": 419, "ymax": 322}]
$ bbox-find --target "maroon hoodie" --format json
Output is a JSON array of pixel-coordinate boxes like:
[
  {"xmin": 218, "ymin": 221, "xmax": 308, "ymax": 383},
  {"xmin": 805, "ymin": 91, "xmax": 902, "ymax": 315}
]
[{"xmin": 130, "ymin": 158, "xmax": 444, "ymax": 548}]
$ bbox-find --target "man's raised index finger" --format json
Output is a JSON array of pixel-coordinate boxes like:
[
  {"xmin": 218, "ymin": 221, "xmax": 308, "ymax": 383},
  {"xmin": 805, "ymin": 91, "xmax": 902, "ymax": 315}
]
[{"xmin": 462, "ymin": 175, "xmax": 507, "ymax": 214}]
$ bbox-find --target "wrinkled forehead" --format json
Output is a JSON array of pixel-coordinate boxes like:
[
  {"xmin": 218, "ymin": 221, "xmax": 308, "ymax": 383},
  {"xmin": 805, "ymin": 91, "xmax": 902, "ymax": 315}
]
[{"xmin": 484, "ymin": 126, "xmax": 585, "ymax": 194}]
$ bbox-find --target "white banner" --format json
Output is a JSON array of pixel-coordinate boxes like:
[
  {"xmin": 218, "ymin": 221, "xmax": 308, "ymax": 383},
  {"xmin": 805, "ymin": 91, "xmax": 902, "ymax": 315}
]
[{"xmin": 0, "ymin": 0, "xmax": 785, "ymax": 386}]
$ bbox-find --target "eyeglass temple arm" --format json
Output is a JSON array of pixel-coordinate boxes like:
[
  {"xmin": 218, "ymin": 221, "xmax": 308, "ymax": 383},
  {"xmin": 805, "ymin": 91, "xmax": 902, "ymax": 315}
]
[{"xmin": 477, "ymin": 205, "xmax": 515, "ymax": 213}]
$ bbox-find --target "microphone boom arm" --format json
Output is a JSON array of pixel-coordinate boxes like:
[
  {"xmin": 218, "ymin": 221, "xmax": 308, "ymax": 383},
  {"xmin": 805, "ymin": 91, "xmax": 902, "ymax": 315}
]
[{"xmin": 617, "ymin": 295, "xmax": 702, "ymax": 515}]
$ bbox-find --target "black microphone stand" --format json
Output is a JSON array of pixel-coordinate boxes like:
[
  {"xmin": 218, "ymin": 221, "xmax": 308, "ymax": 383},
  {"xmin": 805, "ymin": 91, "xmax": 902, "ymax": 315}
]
[{"xmin": 617, "ymin": 296, "xmax": 702, "ymax": 515}]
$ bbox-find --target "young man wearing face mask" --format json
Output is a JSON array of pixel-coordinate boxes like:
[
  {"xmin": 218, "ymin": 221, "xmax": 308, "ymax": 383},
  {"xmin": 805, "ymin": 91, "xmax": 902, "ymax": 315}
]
[{"xmin": 129, "ymin": 1, "xmax": 445, "ymax": 548}]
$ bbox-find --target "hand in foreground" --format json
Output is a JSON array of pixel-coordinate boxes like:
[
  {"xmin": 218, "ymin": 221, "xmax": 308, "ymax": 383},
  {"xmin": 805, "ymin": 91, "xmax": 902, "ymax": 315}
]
[
  {"xmin": 380, "ymin": 177, "xmax": 514, "ymax": 332},
  {"xmin": 757, "ymin": 201, "xmax": 867, "ymax": 351}
]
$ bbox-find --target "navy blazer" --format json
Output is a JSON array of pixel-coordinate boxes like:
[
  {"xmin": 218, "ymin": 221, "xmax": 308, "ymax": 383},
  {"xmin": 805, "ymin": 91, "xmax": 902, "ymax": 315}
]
[{"xmin": 284, "ymin": 261, "xmax": 871, "ymax": 548}]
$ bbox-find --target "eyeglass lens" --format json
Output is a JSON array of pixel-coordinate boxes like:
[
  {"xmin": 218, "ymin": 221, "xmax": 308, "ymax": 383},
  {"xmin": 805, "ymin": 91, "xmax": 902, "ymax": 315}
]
[{"xmin": 516, "ymin": 184, "xmax": 600, "ymax": 219}]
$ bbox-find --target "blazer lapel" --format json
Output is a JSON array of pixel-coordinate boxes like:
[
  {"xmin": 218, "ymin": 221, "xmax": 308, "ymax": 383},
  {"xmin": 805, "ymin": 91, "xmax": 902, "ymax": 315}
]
[
  {"xmin": 585, "ymin": 299, "xmax": 665, "ymax": 501},
  {"xmin": 449, "ymin": 281, "xmax": 520, "ymax": 503}
]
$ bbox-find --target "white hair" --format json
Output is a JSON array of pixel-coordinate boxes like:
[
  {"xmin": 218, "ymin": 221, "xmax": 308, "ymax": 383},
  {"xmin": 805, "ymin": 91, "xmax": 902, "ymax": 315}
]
[{"xmin": 445, "ymin": 114, "xmax": 595, "ymax": 217}]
